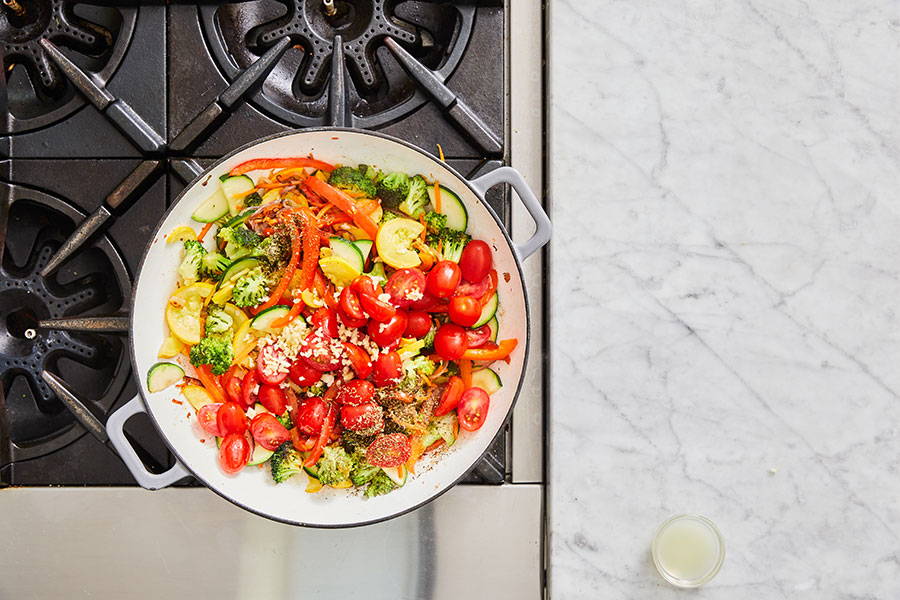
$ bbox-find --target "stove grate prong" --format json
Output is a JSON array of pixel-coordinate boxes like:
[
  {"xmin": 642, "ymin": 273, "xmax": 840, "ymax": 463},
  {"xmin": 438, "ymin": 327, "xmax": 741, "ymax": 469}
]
[
  {"xmin": 170, "ymin": 159, "xmax": 204, "ymax": 184},
  {"xmin": 37, "ymin": 316, "xmax": 130, "ymax": 334},
  {"xmin": 384, "ymin": 38, "xmax": 502, "ymax": 155},
  {"xmin": 40, "ymin": 371, "xmax": 108, "ymax": 444},
  {"xmin": 328, "ymin": 35, "xmax": 351, "ymax": 127}
]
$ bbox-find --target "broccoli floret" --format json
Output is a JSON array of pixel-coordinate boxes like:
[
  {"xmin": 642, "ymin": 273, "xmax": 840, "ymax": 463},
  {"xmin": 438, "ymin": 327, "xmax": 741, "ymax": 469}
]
[
  {"xmin": 359, "ymin": 164, "xmax": 382, "ymax": 182},
  {"xmin": 421, "ymin": 326, "xmax": 437, "ymax": 354},
  {"xmin": 255, "ymin": 232, "xmax": 290, "ymax": 268},
  {"xmin": 341, "ymin": 430, "xmax": 376, "ymax": 454},
  {"xmin": 398, "ymin": 355, "xmax": 436, "ymax": 392},
  {"xmin": 329, "ymin": 166, "xmax": 377, "ymax": 197},
  {"xmin": 244, "ymin": 192, "xmax": 263, "ymax": 207},
  {"xmin": 351, "ymin": 461, "xmax": 381, "ymax": 486},
  {"xmin": 366, "ymin": 262, "xmax": 387, "ymax": 287},
  {"xmin": 377, "ymin": 172, "xmax": 410, "ymax": 208},
  {"xmin": 270, "ymin": 442, "xmax": 304, "ymax": 483},
  {"xmin": 217, "ymin": 224, "xmax": 262, "ymax": 260},
  {"xmin": 398, "ymin": 175, "xmax": 429, "ymax": 218},
  {"xmin": 178, "ymin": 240, "xmax": 206, "ymax": 282},
  {"xmin": 204, "ymin": 305, "xmax": 233, "ymax": 335},
  {"xmin": 426, "ymin": 228, "xmax": 471, "ymax": 263},
  {"xmin": 200, "ymin": 252, "xmax": 229, "ymax": 280},
  {"xmin": 315, "ymin": 446, "xmax": 355, "ymax": 486},
  {"xmin": 380, "ymin": 210, "xmax": 402, "ymax": 224},
  {"xmin": 276, "ymin": 412, "xmax": 293, "ymax": 429},
  {"xmin": 231, "ymin": 267, "xmax": 269, "ymax": 308},
  {"xmin": 188, "ymin": 334, "xmax": 233, "ymax": 375},
  {"xmin": 365, "ymin": 471, "xmax": 398, "ymax": 497},
  {"xmin": 423, "ymin": 211, "xmax": 447, "ymax": 233}
]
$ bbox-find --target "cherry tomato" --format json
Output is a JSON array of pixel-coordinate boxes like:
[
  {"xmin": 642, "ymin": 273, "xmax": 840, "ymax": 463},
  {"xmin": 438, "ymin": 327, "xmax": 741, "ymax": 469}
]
[
  {"xmin": 197, "ymin": 403, "xmax": 223, "ymax": 436},
  {"xmin": 465, "ymin": 324, "xmax": 493, "ymax": 348},
  {"xmin": 454, "ymin": 276, "xmax": 490, "ymax": 299},
  {"xmin": 448, "ymin": 296, "xmax": 481, "ymax": 327},
  {"xmin": 300, "ymin": 328, "xmax": 342, "ymax": 371},
  {"xmin": 250, "ymin": 413, "xmax": 291, "ymax": 451},
  {"xmin": 338, "ymin": 309, "xmax": 368, "ymax": 329},
  {"xmin": 258, "ymin": 384, "xmax": 287, "ymax": 415},
  {"xmin": 221, "ymin": 367, "xmax": 243, "ymax": 404},
  {"xmin": 310, "ymin": 306, "xmax": 339, "ymax": 337},
  {"xmin": 425, "ymin": 261, "xmax": 461, "ymax": 298},
  {"xmin": 372, "ymin": 350, "xmax": 403, "ymax": 387},
  {"xmin": 218, "ymin": 433, "xmax": 251, "ymax": 474},
  {"xmin": 457, "ymin": 387, "xmax": 490, "ymax": 431},
  {"xmin": 367, "ymin": 311, "xmax": 408, "ymax": 348},
  {"xmin": 404, "ymin": 311, "xmax": 432, "ymax": 338},
  {"xmin": 410, "ymin": 290, "xmax": 441, "ymax": 311},
  {"xmin": 240, "ymin": 370, "xmax": 258, "ymax": 409},
  {"xmin": 294, "ymin": 396, "xmax": 328, "ymax": 436},
  {"xmin": 366, "ymin": 433, "xmax": 412, "ymax": 467},
  {"xmin": 343, "ymin": 342, "xmax": 373, "ymax": 379},
  {"xmin": 434, "ymin": 323, "xmax": 468, "ymax": 360},
  {"xmin": 434, "ymin": 376, "xmax": 465, "ymax": 417},
  {"xmin": 339, "ymin": 286, "xmax": 366, "ymax": 320},
  {"xmin": 336, "ymin": 379, "xmax": 375, "ymax": 406},
  {"xmin": 352, "ymin": 275, "xmax": 377, "ymax": 296},
  {"xmin": 216, "ymin": 401, "xmax": 248, "ymax": 436},
  {"xmin": 359, "ymin": 290, "xmax": 397, "ymax": 323},
  {"xmin": 340, "ymin": 402, "xmax": 383, "ymax": 431},
  {"xmin": 385, "ymin": 268, "xmax": 427, "ymax": 308},
  {"xmin": 256, "ymin": 344, "xmax": 289, "ymax": 385},
  {"xmin": 288, "ymin": 359, "xmax": 322, "ymax": 387},
  {"xmin": 459, "ymin": 240, "xmax": 492, "ymax": 284}
]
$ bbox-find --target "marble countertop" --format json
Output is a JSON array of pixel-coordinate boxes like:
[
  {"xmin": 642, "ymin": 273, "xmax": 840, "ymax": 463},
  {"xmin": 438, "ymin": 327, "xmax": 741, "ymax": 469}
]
[{"xmin": 548, "ymin": 1, "xmax": 900, "ymax": 597}]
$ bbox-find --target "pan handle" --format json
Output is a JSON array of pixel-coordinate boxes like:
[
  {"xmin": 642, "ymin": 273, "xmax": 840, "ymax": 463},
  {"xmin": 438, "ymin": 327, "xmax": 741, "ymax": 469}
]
[
  {"xmin": 469, "ymin": 166, "xmax": 551, "ymax": 260},
  {"xmin": 107, "ymin": 395, "xmax": 190, "ymax": 490}
]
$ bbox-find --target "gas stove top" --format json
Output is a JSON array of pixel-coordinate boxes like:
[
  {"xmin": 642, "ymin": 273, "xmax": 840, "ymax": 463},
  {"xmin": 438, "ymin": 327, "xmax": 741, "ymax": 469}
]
[{"xmin": 0, "ymin": 0, "xmax": 534, "ymax": 489}]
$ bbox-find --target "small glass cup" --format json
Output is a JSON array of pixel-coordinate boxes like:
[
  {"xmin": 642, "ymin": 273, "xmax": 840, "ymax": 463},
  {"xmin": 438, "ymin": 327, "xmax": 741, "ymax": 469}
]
[{"xmin": 651, "ymin": 514, "xmax": 725, "ymax": 588}]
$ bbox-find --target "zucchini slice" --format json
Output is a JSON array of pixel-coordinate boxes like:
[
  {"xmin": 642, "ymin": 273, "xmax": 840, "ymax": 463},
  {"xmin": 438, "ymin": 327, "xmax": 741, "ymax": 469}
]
[
  {"xmin": 329, "ymin": 237, "xmax": 365, "ymax": 273},
  {"xmin": 381, "ymin": 465, "xmax": 407, "ymax": 486},
  {"xmin": 218, "ymin": 256, "xmax": 261, "ymax": 289},
  {"xmin": 427, "ymin": 185, "xmax": 467, "ymax": 231},
  {"xmin": 470, "ymin": 368, "xmax": 502, "ymax": 394},
  {"xmin": 304, "ymin": 465, "xmax": 320, "ymax": 480},
  {"xmin": 220, "ymin": 207, "xmax": 257, "ymax": 229},
  {"xmin": 147, "ymin": 362, "xmax": 184, "ymax": 393},
  {"xmin": 422, "ymin": 413, "xmax": 458, "ymax": 448},
  {"xmin": 486, "ymin": 316, "xmax": 499, "ymax": 342},
  {"xmin": 247, "ymin": 444, "xmax": 274, "ymax": 466},
  {"xmin": 472, "ymin": 292, "xmax": 498, "ymax": 328},
  {"xmin": 250, "ymin": 305, "xmax": 293, "ymax": 332},
  {"xmin": 182, "ymin": 385, "xmax": 215, "ymax": 410},
  {"xmin": 191, "ymin": 188, "xmax": 229, "ymax": 223},
  {"xmin": 353, "ymin": 239, "xmax": 373, "ymax": 262},
  {"xmin": 220, "ymin": 174, "xmax": 255, "ymax": 216}
]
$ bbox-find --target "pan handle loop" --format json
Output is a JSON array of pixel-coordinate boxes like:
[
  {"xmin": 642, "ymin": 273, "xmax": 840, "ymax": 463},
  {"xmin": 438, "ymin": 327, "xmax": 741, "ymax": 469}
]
[
  {"xmin": 469, "ymin": 166, "xmax": 551, "ymax": 260},
  {"xmin": 107, "ymin": 395, "xmax": 190, "ymax": 490}
]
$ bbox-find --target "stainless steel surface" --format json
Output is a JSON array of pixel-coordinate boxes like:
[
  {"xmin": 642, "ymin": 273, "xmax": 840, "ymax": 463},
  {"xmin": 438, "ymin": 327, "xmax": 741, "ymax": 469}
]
[
  {"xmin": 40, "ymin": 371, "xmax": 108, "ymax": 443},
  {"xmin": 39, "ymin": 205, "xmax": 112, "ymax": 277},
  {"xmin": 38, "ymin": 315, "xmax": 130, "ymax": 333},
  {"xmin": 508, "ymin": 0, "xmax": 545, "ymax": 484},
  {"xmin": 0, "ymin": 485, "xmax": 542, "ymax": 600}
]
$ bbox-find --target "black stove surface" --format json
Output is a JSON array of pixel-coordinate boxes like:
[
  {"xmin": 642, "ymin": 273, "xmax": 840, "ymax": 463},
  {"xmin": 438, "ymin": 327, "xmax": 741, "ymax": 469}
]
[{"xmin": 1, "ymin": 0, "xmax": 509, "ymax": 488}]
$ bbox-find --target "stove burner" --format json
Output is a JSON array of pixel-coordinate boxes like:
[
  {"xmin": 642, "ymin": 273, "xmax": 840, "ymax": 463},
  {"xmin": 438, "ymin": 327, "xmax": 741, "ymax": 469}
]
[
  {"xmin": 0, "ymin": 182, "xmax": 130, "ymax": 466},
  {"xmin": 1, "ymin": 1, "xmax": 136, "ymax": 133},
  {"xmin": 201, "ymin": 1, "xmax": 474, "ymax": 127}
]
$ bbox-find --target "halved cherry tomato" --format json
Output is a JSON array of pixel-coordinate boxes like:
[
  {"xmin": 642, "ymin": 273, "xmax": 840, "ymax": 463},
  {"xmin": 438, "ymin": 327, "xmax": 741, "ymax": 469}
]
[
  {"xmin": 197, "ymin": 403, "xmax": 223, "ymax": 436},
  {"xmin": 288, "ymin": 359, "xmax": 322, "ymax": 387},
  {"xmin": 339, "ymin": 286, "xmax": 366, "ymax": 320},
  {"xmin": 352, "ymin": 275, "xmax": 376, "ymax": 296},
  {"xmin": 216, "ymin": 401, "xmax": 248, "ymax": 436},
  {"xmin": 290, "ymin": 427, "xmax": 316, "ymax": 452},
  {"xmin": 338, "ymin": 309, "xmax": 368, "ymax": 329},
  {"xmin": 300, "ymin": 328, "xmax": 342, "ymax": 371},
  {"xmin": 250, "ymin": 413, "xmax": 291, "ymax": 451},
  {"xmin": 373, "ymin": 350, "xmax": 403, "ymax": 387},
  {"xmin": 303, "ymin": 404, "xmax": 337, "ymax": 467},
  {"xmin": 343, "ymin": 342, "xmax": 373, "ymax": 379},
  {"xmin": 218, "ymin": 433, "xmax": 251, "ymax": 474},
  {"xmin": 367, "ymin": 311, "xmax": 408, "ymax": 348},
  {"xmin": 359, "ymin": 289, "xmax": 396, "ymax": 323},
  {"xmin": 404, "ymin": 311, "xmax": 432, "ymax": 338},
  {"xmin": 465, "ymin": 324, "xmax": 493, "ymax": 348},
  {"xmin": 457, "ymin": 387, "xmax": 490, "ymax": 431},
  {"xmin": 341, "ymin": 402, "xmax": 383, "ymax": 431},
  {"xmin": 310, "ymin": 306, "xmax": 339, "ymax": 337},
  {"xmin": 453, "ymin": 277, "xmax": 489, "ymax": 298},
  {"xmin": 459, "ymin": 240, "xmax": 492, "ymax": 283},
  {"xmin": 294, "ymin": 396, "xmax": 328, "ymax": 436},
  {"xmin": 258, "ymin": 384, "xmax": 287, "ymax": 415},
  {"xmin": 434, "ymin": 323, "xmax": 468, "ymax": 360},
  {"xmin": 426, "ymin": 261, "xmax": 461, "ymax": 298},
  {"xmin": 240, "ymin": 370, "xmax": 258, "ymax": 409},
  {"xmin": 410, "ymin": 290, "xmax": 441, "ymax": 311},
  {"xmin": 434, "ymin": 375, "xmax": 465, "ymax": 417},
  {"xmin": 256, "ymin": 344, "xmax": 289, "ymax": 385},
  {"xmin": 336, "ymin": 379, "xmax": 375, "ymax": 406},
  {"xmin": 448, "ymin": 296, "xmax": 481, "ymax": 327},
  {"xmin": 385, "ymin": 268, "xmax": 427, "ymax": 308},
  {"xmin": 366, "ymin": 433, "xmax": 412, "ymax": 467},
  {"xmin": 221, "ymin": 366, "xmax": 243, "ymax": 404}
]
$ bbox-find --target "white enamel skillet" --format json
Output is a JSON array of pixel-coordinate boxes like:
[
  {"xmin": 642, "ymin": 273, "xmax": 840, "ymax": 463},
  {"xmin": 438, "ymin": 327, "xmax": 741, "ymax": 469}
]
[{"xmin": 106, "ymin": 128, "xmax": 550, "ymax": 528}]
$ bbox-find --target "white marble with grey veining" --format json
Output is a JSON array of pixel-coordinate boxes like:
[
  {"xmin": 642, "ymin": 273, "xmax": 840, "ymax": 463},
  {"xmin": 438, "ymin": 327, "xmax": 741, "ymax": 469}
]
[{"xmin": 548, "ymin": 1, "xmax": 900, "ymax": 598}]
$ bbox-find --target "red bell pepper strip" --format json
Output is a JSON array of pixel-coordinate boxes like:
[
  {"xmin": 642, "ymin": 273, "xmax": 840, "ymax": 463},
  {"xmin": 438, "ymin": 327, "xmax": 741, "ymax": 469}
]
[
  {"xmin": 300, "ymin": 212, "xmax": 320, "ymax": 290},
  {"xmin": 303, "ymin": 404, "xmax": 336, "ymax": 467},
  {"xmin": 459, "ymin": 359, "xmax": 473, "ymax": 389},
  {"xmin": 460, "ymin": 338, "xmax": 518, "ymax": 361},
  {"xmin": 303, "ymin": 176, "xmax": 380, "ymax": 240},
  {"xmin": 290, "ymin": 428, "xmax": 316, "ymax": 452},
  {"xmin": 228, "ymin": 157, "xmax": 334, "ymax": 177},
  {"xmin": 195, "ymin": 364, "xmax": 227, "ymax": 404},
  {"xmin": 270, "ymin": 299, "xmax": 304, "ymax": 329},
  {"xmin": 254, "ymin": 217, "xmax": 301, "ymax": 314}
]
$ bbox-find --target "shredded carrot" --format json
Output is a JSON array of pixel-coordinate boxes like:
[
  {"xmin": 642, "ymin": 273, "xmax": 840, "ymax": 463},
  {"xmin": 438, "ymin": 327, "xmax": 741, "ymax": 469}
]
[
  {"xmin": 430, "ymin": 360, "xmax": 447, "ymax": 381},
  {"xmin": 433, "ymin": 180, "xmax": 441, "ymax": 213},
  {"xmin": 459, "ymin": 359, "xmax": 473, "ymax": 389},
  {"xmin": 197, "ymin": 221, "xmax": 214, "ymax": 241},
  {"xmin": 437, "ymin": 143, "xmax": 445, "ymax": 162},
  {"xmin": 235, "ymin": 186, "xmax": 261, "ymax": 199},
  {"xmin": 257, "ymin": 181, "xmax": 292, "ymax": 190},
  {"xmin": 418, "ymin": 215, "xmax": 428, "ymax": 241}
]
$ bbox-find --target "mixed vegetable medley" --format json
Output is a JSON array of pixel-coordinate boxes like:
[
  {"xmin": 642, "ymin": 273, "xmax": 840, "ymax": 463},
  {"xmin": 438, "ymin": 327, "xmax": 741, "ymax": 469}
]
[{"xmin": 148, "ymin": 155, "xmax": 517, "ymax": 497}]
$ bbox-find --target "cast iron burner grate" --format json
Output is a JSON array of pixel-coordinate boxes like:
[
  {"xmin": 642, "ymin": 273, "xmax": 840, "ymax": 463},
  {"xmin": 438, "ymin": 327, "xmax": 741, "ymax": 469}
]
[
  {"xmin": 201, "ymin": 0, "xmax": 473, "ymax": 127},
  {"xmin": 1, "ymin": 0, "xmax": 136, "ymax": 133},
  {"xmin": 0, "ymin": 182, "xmax": 130, "ymax": 467}
]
